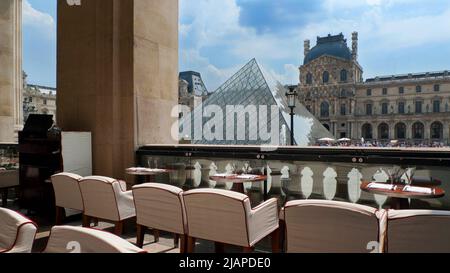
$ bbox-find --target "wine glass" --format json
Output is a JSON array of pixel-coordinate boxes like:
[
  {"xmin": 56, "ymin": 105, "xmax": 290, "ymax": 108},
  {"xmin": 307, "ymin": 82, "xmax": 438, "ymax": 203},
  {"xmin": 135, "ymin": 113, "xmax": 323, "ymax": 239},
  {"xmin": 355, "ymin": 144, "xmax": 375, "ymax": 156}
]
[
  {"xmin": 147, "ymin": 158, "xmax": 159, "ymax": 169},
  {"xmin": 242, "ymin": 161, "xmax": 251, "ymax": 175},
  {"xmin": 404, "ymin": 167, "xmax": 416, "ymax": 186},
  {"xmin": 231, "ymin": 162, "xmax": 238, "ymax": 174},
  {"xmin": 386, "ymin": 166, "xmax": 401, "ymax": 185}
]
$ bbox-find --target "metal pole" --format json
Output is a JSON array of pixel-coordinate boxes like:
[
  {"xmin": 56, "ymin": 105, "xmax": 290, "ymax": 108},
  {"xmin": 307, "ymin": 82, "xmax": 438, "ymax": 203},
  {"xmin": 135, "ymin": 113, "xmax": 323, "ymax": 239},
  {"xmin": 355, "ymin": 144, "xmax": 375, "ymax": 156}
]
[{"xmin": 290, "ymin": 108, "xmax": 295, "ymax": 146}]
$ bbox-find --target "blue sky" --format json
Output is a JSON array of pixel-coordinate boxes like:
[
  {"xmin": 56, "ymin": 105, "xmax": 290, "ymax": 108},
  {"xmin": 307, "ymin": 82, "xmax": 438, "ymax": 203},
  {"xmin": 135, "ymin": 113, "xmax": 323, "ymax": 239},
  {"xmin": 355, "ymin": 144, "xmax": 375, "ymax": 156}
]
[{"xmin": 24, "ymin": 0, "xmax": 450, "ymax": 90}]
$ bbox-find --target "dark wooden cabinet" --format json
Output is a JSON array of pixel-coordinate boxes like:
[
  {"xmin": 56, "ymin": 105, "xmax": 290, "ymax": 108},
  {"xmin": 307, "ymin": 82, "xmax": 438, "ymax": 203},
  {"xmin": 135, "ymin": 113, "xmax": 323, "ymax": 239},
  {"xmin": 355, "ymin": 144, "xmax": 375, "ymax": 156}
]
[{"xmin": 18, "ymin": 115, "xmax": 62, "ymax": 215}]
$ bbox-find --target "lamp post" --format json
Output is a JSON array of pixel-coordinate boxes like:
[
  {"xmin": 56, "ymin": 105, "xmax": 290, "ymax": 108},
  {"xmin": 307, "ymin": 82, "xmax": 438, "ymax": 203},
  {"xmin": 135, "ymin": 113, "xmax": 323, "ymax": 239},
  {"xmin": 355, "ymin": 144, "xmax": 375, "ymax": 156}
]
[{"xmin": 286, "ymin": 87, "xmax": 298, "ymax": 146}]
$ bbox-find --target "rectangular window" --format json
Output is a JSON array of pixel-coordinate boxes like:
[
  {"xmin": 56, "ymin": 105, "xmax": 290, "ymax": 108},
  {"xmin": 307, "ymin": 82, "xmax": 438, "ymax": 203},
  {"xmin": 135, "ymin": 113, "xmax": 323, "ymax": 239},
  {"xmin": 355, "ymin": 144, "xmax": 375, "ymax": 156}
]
[
  {"xmin": 366, "ymin": 104, "xmax": 372, "ymax": 115},
  {"xmin": 340, "ymin": 104, "xmax": 346, "ymax": 116},
  {"xmin": 367, "ymin": 89, "xmax": 372, "ymax": 96},
  {"xmin": 416, "ymin": 85, "xmax": 422, "ymax": 93},
  {"xmin": 433, "ymin": 100, "xmax": 440, "ymax": 113},
  {"xmin": 399, "ymin": 87, "xmax": 404, "ymax": 94},
  {"xmin": 415, "ymin": 101, "xmax": 423, "ymax": 113},
  {"xmin": 434, "ymin": 84, "xmax": 440, "ymax": 92},
  {"xmin": 382, "ymin": 103, "xmax": 388, "ymax": 115},
  {"xmin": 382, "ymin": 88, "xmax": 388, "ymax": 95},
  {"xmin": 398, "ymin": 102, "xmax": 405, "ymax": 114},
  {"xmin": 43, "ymin": 99, "xmax": 47, "ymax": 105}
]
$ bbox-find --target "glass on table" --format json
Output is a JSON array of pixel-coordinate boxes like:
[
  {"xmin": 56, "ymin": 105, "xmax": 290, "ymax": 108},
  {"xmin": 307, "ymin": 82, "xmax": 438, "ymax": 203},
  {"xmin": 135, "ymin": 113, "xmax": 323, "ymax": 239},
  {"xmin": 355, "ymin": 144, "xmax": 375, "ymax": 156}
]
[
  {"xmin": 404, "ymin": 167, "xmax": 417, "ymax": 185},
  {"xmin": 146, "ymin": 158, "xmax": 159, "ymax": 169},
  {"xmin": 386, "ymin": 166, "xmax": 402, "ymax": 184}
]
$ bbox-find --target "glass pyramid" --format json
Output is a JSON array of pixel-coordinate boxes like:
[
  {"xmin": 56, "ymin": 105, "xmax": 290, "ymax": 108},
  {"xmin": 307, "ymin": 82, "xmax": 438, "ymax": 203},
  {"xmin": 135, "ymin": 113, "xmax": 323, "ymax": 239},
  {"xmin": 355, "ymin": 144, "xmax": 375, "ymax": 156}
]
[{"xmin": 179, "ymin": 58, "xmax": 333, "ymax": 146}]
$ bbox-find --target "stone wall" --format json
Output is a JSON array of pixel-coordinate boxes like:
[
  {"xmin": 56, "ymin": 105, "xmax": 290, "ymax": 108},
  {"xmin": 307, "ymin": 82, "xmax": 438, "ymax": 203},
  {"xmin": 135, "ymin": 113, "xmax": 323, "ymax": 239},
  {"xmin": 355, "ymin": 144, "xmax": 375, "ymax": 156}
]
[
  {"xmin": 0, "ymin": 0, "xmax": 22, "ymax": 143},
  {"xmin": 57, "ymin": 0, "xmax": 179, "ymax": 179}
]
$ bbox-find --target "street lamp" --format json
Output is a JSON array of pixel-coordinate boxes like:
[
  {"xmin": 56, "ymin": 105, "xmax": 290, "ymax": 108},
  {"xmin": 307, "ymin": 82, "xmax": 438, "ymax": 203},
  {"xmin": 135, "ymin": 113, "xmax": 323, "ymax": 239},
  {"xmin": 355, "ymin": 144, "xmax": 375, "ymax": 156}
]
[{"xmin": 286, "ymin": 87, "xmax": 298, "ymax": 146}]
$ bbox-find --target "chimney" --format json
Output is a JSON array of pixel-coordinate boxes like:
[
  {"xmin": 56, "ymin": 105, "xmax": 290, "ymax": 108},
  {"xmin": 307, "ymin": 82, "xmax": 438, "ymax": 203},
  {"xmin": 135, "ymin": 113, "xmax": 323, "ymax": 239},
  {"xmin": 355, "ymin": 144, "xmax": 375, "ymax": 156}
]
[
  {"xmin": 304, "ymin": 39, "xmax": 310, "ymax": 57},
  {"xmin": 352, "ymin": 32, "xmax": 358, "ymax": 60}
]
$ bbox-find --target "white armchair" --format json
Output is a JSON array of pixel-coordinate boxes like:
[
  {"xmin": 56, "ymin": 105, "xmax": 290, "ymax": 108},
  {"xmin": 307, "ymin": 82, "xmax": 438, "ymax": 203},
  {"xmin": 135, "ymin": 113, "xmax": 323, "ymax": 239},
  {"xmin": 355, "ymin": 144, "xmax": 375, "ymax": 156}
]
[
  {"xmin": 0, "ymin": 208, "xmax": 38, "ymax": 253},
  {"xmin": 280, "ymin": 200, "xmax": 386, "ymax": 253},
  {"xmin": 79, "ymin": 176, "xmax": 135, "ymax": 235},
  {"xmin": 0, "ymin": 170, "xmax": 19, "ymax": 207},
  {"xmin": 132, "ymin": 183, "xmax": 187, "ymax": 252},
  {"xmin": 183, "ymin": 189, "xmax": 279, "ymax": 253},
  {"xmin": 51, "ymin": 172, "xmax": 84, "ymax": 224},
  {"xmin": 43, "ymin": 226, "xmax": 146, "ymax": 253},
  {"xmin": 385, "ymin": 210, "xmax": 450, "ymax": 253}
]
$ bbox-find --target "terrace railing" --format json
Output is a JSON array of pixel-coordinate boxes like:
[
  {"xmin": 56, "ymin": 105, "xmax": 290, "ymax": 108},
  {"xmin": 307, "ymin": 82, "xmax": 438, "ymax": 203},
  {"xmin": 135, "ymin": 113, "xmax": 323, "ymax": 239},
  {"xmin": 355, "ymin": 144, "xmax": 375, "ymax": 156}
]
[{"xmin": 136, "ymin": 145, "xmax": 450, "ymax": 210}]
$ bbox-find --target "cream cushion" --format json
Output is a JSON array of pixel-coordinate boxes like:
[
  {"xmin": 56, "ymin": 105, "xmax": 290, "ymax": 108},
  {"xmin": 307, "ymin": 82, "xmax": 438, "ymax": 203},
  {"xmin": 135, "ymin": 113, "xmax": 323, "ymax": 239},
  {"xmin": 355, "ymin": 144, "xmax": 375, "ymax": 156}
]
[
  {"xmin": 79, "ymin": 176, "xmax": 135, "ymax": 221},
  {"xmin": 183, "ymin": 189, "xmax": 279, "ymax": 247},
  {"xmin": 282, "ymin": 200, "xmax": 385, "ymax": 253},
  {"xmin": 43, "ymin": 226, "xmax": 146, "ymax": 253},
  {"xmin": 51, "ymin": 172, "xmax": 84, "ymax": 211},
  {"xmin": 386, "ymin": 210, "xmax": 450, "ymax": 253},
  {"xmin": 0, "ymin": 208, "xmax": 37, "ymax": 253},
  {"xmin": 132, "ymin": 183, "xmax": 186, "ymax": 234}
]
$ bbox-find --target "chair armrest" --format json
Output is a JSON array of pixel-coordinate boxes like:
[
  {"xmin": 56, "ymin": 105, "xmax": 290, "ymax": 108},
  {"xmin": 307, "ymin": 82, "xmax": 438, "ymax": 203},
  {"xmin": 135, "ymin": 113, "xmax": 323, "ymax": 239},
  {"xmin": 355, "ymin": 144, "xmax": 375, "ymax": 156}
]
[
  {"xmin": 118, "ymin": 180, "xmax": 128, "ymax": 191},
  {"xmin": 248, "ymin": 198, "xmax": 279, "ymax": 246},
  {"xmin": 116, "ymin": 191, "xmax": 136, "ymax": 220},
  {"xmin": 5, "ymin": 223, "xmax": 37, "ymax": 253}
]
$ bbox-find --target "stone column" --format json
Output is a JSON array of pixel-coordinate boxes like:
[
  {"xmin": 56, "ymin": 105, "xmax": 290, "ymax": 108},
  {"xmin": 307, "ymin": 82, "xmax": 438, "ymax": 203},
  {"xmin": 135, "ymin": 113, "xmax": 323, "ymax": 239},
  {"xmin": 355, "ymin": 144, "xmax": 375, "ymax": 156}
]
[
  {"xmin": 372, "ymin": 123, "xmax": 378, "ymax": 140},
  {"xmin": 57, "ymin": 0, "xmax": 178, "ymax": 179},
  {"xmin": 0, "ymin": 0, "xmax": 23, "ymax": 143},
  {"xmin": 424, "ymin": 120, "xmax": 431, "ymax": 141},
  {"xmin": 406, "ymin": 121, "xmax": 413, "ymax": 140},
  {"xmin": 443, "ymin": 121, "xmax": 449, "ymax": 143},
  {"xmin": 389, "ymin": 122, "xmax": 395, "ymax": 140}
]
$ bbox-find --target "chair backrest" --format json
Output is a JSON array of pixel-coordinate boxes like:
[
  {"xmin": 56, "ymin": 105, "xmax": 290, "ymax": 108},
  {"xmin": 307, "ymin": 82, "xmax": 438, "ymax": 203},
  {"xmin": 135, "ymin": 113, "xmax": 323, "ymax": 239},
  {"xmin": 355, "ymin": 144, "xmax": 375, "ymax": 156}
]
[
  {"xmin": 386, "ymin": 210, "xmax": 450, "ymax": 253},
  {"xmin": 79, "ymin": 176, "xmax": 121, "ymax": 221},
  {"xmin": 282, "ymin": 200, "xmax": 383, "ymax": 253},
  {"xmin": 0, "ymin": 170, "xmax": 19, "ymax": 189},
  {"xmin": 43, "ymin": 226, "xmax": 146, "ymax": 253},
  {"xmin": 183, "ymin": 189, "xmax": 252, "ymax": 247},
  {"xmin": 133, "ymin": 183, "xmax": 186, "ymax": 234},
  {"xmin": 51, "ymin": 172, "xmax": 84, "ymax": 211},
  {"xmin": 0, "ymin": 208, "xmax": 37, "ymax": 253}
]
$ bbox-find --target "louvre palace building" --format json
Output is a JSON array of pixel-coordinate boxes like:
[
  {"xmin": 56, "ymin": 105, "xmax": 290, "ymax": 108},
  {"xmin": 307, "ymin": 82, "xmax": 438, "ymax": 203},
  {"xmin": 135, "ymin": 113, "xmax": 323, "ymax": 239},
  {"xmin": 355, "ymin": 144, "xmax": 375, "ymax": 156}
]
[{"xmin": 297, "ymin": 32, "xmax": 450, "ymax": 145}]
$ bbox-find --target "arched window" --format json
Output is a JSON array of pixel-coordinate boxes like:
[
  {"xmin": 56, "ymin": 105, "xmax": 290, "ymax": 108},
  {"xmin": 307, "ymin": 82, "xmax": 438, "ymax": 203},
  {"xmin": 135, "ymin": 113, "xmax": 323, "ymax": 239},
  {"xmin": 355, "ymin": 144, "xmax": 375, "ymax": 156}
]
[
  {"xmin": 412, "ymin": 122, "xmax": 424, "ymax": 139},
  {"xmin": 395, "ymin": 123, "xmax": 406, "ymax": 139},
  {"xmin": 431, "ymin": 122, "xmax": 443, "ymax": 139},
  {"xmin": 320, "ymin": 101, "xmax": 330, "ymax": 117},
  {"xmin": 362, "ymin": 124, "xmax": 373, "ymax": 139},
  {"xmin": 323, "ymin": 71, "xmax": 329, "ymax": 84},
  {"xmin": 306, "ymin": 73, "xmax": 313, "ymax": 85},
  {"xmin": 378, "ymin": 123, "xmax": 389, "ymax": 140},
  {"xmin": 340, "ymin": 69, "xmax": 347, "ymax": 82}
]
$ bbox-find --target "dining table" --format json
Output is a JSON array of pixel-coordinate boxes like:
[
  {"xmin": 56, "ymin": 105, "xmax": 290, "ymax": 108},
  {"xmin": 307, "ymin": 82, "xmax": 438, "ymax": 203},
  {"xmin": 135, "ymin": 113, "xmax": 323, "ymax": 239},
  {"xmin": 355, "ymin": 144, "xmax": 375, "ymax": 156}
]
[
  {"xmin": 126, "ymin": 167, "xmax": 172, "ymax": 184},
  {"xmin": 209, "ymin": 173, "xmax": 269, "ymax": 200},
  {"xmin": 360, "ymin": 181, "xmax": 445, "ymax": 209}
]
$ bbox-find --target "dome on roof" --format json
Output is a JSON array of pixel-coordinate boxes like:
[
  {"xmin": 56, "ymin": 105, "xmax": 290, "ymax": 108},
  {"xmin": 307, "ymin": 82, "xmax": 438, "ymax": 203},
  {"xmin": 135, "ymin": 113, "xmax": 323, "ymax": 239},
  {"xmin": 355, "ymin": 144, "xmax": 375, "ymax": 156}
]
[{"xmin": 304, "ymin": 34, "xmax": 352, "ymax": 65}]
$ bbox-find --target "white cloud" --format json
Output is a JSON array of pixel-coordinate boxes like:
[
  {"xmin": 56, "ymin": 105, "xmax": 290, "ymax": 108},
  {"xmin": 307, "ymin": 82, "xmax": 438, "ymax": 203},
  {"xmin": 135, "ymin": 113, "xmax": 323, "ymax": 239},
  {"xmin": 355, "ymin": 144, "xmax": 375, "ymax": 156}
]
[
  {"xmin": 180, "ymin": 0, "xmax": 450, "ymax": 90},
  {"xmin": 22, "ymin": 0, "xmax": 55, "ymax": 38},
  {"xmin": 180, "ymin": 0, "xmax": 302, "ymax": 90},
  {"xmin": 181, "ymin": 49, "xmax": 243, "ymax": 90}
]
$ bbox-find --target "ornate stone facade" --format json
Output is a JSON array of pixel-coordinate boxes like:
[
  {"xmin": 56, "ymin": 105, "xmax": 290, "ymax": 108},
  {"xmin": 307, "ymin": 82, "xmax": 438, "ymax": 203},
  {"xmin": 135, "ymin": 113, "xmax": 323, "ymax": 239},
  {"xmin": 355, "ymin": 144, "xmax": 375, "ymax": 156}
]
[
  {"xmin": 23, "ymin": 84, "xmax": 57, "ymax": 122},
  {"xmin": 298, "ymin": 32, "xmax": 450, "ymax": 145},
  {"xmin": 178, "ymin": 71, "xmax": 209, "ymax": 112}
]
